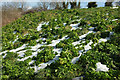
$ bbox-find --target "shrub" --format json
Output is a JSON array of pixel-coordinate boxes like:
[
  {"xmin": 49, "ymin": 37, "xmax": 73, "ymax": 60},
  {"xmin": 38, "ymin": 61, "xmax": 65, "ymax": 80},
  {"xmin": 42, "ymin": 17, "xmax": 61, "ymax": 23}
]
[
  {"xmin": 88, "ymin": 2, "xmax": 97, "ymax": 8},
  {"xmin": 105, "ymin": 2, "xmax": 113, "ymax": 7}
]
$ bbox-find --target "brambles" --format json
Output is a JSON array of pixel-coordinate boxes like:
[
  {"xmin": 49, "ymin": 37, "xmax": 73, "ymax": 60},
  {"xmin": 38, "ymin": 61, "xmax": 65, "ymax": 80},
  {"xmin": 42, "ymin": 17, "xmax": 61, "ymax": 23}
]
[
  {"xmin": 28, "ymin": 40, "xmax": 37, "ymax": 46},
  {"xmin": 1, "ymin": 7, "xmax": 120, "ymax": 80},
  {"xmin": 34, "ymin": 47, "xmax": 55, "ymax": 66},
  {"xmin": 24, "ymin": 50, "xmax": 33, "ymax": 57}
]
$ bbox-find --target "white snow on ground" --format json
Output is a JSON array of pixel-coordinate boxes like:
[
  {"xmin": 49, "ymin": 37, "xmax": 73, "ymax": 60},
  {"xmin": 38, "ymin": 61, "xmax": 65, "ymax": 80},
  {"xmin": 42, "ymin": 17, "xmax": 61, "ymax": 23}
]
[
  {"xmin": 71, "ymin": 31, "xmax": 112, "ymax": 64},
  {"xmin": 13, "ymin": 31, "xmax": 17, "ymax": 34},
  {"xmin": 37, "ymin": 22, "xmax": 49, "ymax": 31},
  {"xmin": 12, "ymin": 35, "xmax": 18, "ymax": 44},
  {"xmin": 0, "ymin": 51, "xmax": 8, "ymax": 55},
  {"xmin": 71, "ymin": 50, "xmax": 83, "ymax": 64},
  {"xmin": 112, "ymin": 7, "xmax": 119, "ymax": 9},
  {"xmin": 17, "ymin": 50, "xmax": 38, "ymax": 61},
  {"xmin": 17, "ymin": 50, "xmax": 26, "ymax": 57},
  {"xmin": 30, "ymin": 48, "xmax": 62, "ymax": 72},
  {"xmin": 10, "ymin": 44, "xmax": 27, "ymax": 53},
  {"xmin": 48, "ymin": 35, "xmax": 68, "ymax": 46},
  {"xmin": 55, "ymin": 19, "xmax": 57, "ymax": 21},
  {"xmin": 72, "ymin": 18, "xmax": 82, "ymax": 22},
  {"xmin": 84, "ymin": 40, "xmax": 93, "ymax": 51},
  {"xmin": 3, "ymin": 54, "xmax": 7, "ymax": 58},
  {"xmin": 72, "ymin": 77, "xmax": 81, "ymax": 80},
  {"xmin": 37, "ymin": 51, "xmax": 61, "ymax": 70},
  {"xmin": 88, "ymin": 27, "xmax": 95, "ymax": 31},
  {"xmin": 72, "ymin": 31, "xmax": 94, "ymax": 46},
  {"xmin": 63, "ymin": 23, "xmax": 67, "ymax": 26},
  {"xmin": 69, "ymin": 18, "xmax": 83, "ymax": 30},
  {"xmin": 72, "ymin": 41, "xmax": 81, "ymax": 46},
  {"xmin": 53, "ymin": 48, "xmax": 62, "ymax": 54},
  {"xmin": 29, "ymin": 60, "xmax": 35, "ymax": 65},
  {"xmin": 70, "ymin": 23, "xmax": 81, "ymax": 30},
  {"xmin": 106, "ymin": 13, "xmax": 109, "ymax": 15},
  {"xmin": 71, "ymin": 40, "xmax": 93, "ymax": 64},
  {"xmin": 112, "ymin": 19, "xmax": 118, "ymax": 21},
  {"xmin": 30, "ymin": 44, "xmax": 44, "ymax": 51},
  {"xmin": 96, "ymin": 62, "xmax": 109, "ymax": 72},
  {"xmin": 9, "ymin": 35, "xmax": 18, "ymax": 44},
  {"xmin": 17, "ymin": 49, "xmax": 43, "ymax": 61},
  {"xmin": 79, "ymin": 31, "xmax": 94, "ymax": 39},
  {"xmin": 0, "ymin": 16, "xmax": 114, "ymax": 73},
  {"xmin": 37, "ymin": 23, "xmax": 42, "ymax": 31},
  {"xmin": 32, "ymin": 35, "xmax": 67, "ymax": 51}
]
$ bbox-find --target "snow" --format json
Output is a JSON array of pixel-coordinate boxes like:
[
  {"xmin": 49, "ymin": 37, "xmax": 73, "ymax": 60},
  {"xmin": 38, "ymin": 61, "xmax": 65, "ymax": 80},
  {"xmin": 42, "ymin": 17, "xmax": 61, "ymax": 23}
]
[
  {"xmin": 17, "ymin": 50, "xmax": 26, "ymax": 57},
  {"xmin": 13, "ymin": 31, "xmax": 17, "ymax": 34},
  {"xmin": 72, "ymin": 18, "xmax": 82, "ymax": 22},
  {"xmin": 12, "ymin": 38, "xmax": 18, "ymax": 44},
  {"xmin": 71, "ymin": 40, "xmax": 93, "ymax": 64},
  {"xmin": 37, "ymin": 22, "xmax": 49, "ymax": 31},
  {"xmin": 99, "ymin": 38, "xmax": 108, "ymax": 43},
  {"xmin": 72, "ymin": 41, "xmax": 81, "ymax": 46},
  {"xmin": 84, "ymin": 40, "xmax": 93, "ymax": 51},
  {"xmin": 106, "ymin": 13, "xmax": 109, "ymax": 15},
  {"xmin": 37, "ymin": 23, "xmax": 42, "ymax": 31},
  {"xmin": 79, "ymin": 31, "xmax": 94, "ymax": 39},
  {"xmin": 31, "ymin": 44, "xmax": 44, "ymax": 51},
  {"xmin": 29, "ymin": 60, "xmax": 35, "ymax": 65},
  {"xmin": 48, "ymin": 35, "xmax": 68, "ymax": 46},
  {"xmin": 55, "ymin": 19, "xmax": 57, "ymax": 21},
  {"xmin": 53, "ymin": 48, "xmax": 62, "ymax": 53},
  {"xmin": 112, "ymin": 7, "xmax": 119, "ymax": 9},
  {"xmin": 0, "ymin": 51, "xmax": 8, "ymax": 55},
  {"xmin": 34, "ymin": 64, "xmax": 38, "ymax": 73},
  {"xmin": 96, "ymin": 62, "xmax": 109, "ymax": 72},
  {"xmin": 72, "ymin": 77, "xmax": 81, "ymax": 80},
  {"xmin": 1, "ymin": 16, "xmax": 115, "ymax": 73},
  {"xmin": 17, "ymin": 49, "xmax": 42, "ymax": 61},
  {"xmin": 63, "ymin": 23, "xmax": 67, "ymax": 26},
  {"xmin": 10, "ymin": 44, "xmax": 27, "ymax": 53},
  {"xmin": 3, "ymin": 54, "xmax": 7, "ymax": 58},
  {"xmin": 88, "ymin": 27, "xmax": 95, "ymax": 31},
  {"xmin": 37, "ymin": 52, "xmax": 60, "ymax": 70},
  {"xmin": 29, "ymin": 48, "xmax": 62, "ymax": 72},
  {"xmin": 112, "ymin": 19, "xmax": 118, "ymax": 21},
  {"xmin": 70, "ymin": 23, "xmax": 81, "ymax": 30},
  {"xmin": 71, "ymin": 31, "xmax": 112, "ymax": 64},
  {"xmin": 71, "ymin": 50, "xmax": 83, "ymax": 64}
]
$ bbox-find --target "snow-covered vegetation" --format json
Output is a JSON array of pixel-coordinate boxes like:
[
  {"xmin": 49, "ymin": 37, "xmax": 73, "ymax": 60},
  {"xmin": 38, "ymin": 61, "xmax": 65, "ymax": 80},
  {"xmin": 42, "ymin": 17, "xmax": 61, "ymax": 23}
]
[{"xmin": 1, "ymin": 7, "xmax": 120, "ymax": 79}]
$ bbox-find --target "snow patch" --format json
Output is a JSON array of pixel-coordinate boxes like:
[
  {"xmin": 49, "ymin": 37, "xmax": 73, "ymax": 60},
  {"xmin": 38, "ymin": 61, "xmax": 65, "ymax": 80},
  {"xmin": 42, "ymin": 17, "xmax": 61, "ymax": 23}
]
[
  {"xmin": 37, "ymin": 22, "xmax": 49, "ymax": 31},
  {"xmin": 48, "ymin": 35, "xmax": 67, "ymax": 46},
  {"xmin": 3, "ymin": 54, "xmax": 7, "ymax": 58},
  {"xmin": 88, "ymin": 27, "xmax": 95, "ymax": 31},
  {"xmin": 112, "ymin": 19, "xmax": 118, "ymax": 21},
  {"xmin": 10, "ymin": 44, "xmax": 27, "ymax": 53},
  {"xmin": 29, "ymin": 60, "xmax": 35, "ymax": 65},
  {"xmin": 63, "ymin": 23, "xmax": 67, "ymax": 26},
  {"xmin": 13, "ymin": 31, "xmax": 17, "ymax": 34},
  {"xmin": 70, "ymin": 23, "xmax": 81, "ymax": 30},
  {"xmin": 96, "ymin": 62, "xmax": 109, "ymax": 72},
  {"xmin": 112, "ymin": 7, "xmax": 119, "ymax": 9},
  {"xmin": 37, "ymin": 24, "xmax": 42, "ymax": 31}
]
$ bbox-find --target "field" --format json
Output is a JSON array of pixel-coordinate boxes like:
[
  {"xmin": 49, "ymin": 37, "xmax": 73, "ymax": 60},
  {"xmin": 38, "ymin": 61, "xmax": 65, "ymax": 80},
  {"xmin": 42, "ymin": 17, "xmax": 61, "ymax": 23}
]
[{"xmin": 0, "ymin": 7, "xmax": 120, "ymax": 80}]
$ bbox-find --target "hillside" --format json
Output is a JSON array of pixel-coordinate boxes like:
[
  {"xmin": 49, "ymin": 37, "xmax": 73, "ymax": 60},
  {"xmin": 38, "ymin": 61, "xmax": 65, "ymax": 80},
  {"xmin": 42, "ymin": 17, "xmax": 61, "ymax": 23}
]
[{"xmin": 0, "ymin": 7, "xmax": 120, "ymax": 80}]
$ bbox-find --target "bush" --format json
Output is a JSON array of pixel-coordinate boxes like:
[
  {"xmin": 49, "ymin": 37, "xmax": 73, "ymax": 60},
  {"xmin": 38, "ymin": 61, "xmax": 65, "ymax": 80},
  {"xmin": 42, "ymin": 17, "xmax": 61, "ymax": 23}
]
[
  {"xmin": 28, "ymin": 40, "xmax": 37, "ymax": 46},
  {"xmin": 88, "ymin": 2, "xmax": 97, "ymax": 8},
  {"xmin": 105, "ymin": 2, "xmax": 113, "ymax": 7}
]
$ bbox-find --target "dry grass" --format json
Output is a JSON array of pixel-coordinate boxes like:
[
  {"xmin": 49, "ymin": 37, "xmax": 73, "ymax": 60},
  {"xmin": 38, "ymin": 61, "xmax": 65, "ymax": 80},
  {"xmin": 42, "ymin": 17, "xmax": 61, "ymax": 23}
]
[{"xmin": 1, "ymin": 9, "xmax": 22, "ymax": 27}]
